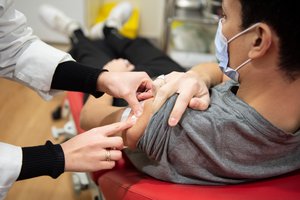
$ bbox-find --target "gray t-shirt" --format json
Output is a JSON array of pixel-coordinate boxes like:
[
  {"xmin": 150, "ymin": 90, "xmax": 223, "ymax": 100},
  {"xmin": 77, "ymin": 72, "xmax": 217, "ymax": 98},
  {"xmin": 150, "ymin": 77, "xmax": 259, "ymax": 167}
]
[{"xmin": 124, "ymin": 80, "xmax": 300, "ymax": 185}]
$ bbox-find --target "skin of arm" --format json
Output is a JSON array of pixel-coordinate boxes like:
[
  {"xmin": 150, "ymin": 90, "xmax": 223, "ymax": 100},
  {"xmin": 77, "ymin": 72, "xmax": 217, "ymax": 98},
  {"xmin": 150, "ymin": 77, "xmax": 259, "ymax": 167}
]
[
  {"xmin": 79, "ymin": 94, "xmax": 124, "ymax": 131},
  {"xmin": 80, "ymin": 95, "xmax": 153, "ymax": 149},
  {"xmin": 188, "ymin": 62, "xmax": 227, "ymax": 88}
]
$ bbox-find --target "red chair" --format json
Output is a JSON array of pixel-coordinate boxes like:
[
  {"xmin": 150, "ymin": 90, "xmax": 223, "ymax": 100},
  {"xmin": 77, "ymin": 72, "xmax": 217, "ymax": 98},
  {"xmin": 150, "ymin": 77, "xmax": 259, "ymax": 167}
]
[
  {"xmin": 63, "ymin": 91, "xmax": 300, "ymax": 200},
  {"xmin": 98, "ymin": 162, "xmax": 300, "ymax": 200}
]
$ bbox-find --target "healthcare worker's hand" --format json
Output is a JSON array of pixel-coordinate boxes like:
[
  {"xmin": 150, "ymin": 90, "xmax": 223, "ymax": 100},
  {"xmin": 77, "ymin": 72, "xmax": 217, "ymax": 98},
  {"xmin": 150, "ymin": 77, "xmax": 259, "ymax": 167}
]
[
  {"xmin": 152, "ymin": 71, "xmax": 210, "ymax": 127},
  {"xmin": 97, "ymin": 71, "xmax": 153, "ymax": 117},
  {"xmin": 61, "ymin": 120, "xmax": 134, "ymax": 172}
]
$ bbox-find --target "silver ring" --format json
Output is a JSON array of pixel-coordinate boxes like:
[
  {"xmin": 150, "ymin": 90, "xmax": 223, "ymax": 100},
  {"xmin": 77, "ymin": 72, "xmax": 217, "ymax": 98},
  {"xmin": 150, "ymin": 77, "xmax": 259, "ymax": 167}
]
[
  {"xmin": 156, "ymin": 75, "xmax": 165, "ymax": 82},
  {"xmin": 155, "ymin": 75, "xmax": 166, "ymax": 88},
  {"xmin": 105, "ymin": 150, "xmax": 111, "ymax": 161},
  {"xmin": 156, "ymin": 74, "xmax": 165, "ymax": 81}
]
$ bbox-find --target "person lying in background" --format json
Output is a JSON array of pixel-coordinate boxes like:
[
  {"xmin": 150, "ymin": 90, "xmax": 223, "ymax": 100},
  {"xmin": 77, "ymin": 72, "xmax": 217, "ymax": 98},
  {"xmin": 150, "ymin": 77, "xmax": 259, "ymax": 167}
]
[
  {"xmin": 44, "ymin": 0, "xmax": 300, "ymax": 185},
  {"xmin": 39, "ymin": 2, "xmax": 208, "ymax": 126}
]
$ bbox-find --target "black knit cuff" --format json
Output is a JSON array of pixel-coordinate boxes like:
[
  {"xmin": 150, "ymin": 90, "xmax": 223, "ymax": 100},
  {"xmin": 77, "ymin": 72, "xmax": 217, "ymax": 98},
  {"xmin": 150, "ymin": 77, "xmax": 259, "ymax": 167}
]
[
  {"xmin": 51, "ymin": 61, "xmax": 107, "ymax": 98},
  {"xmin": 17, "ymin": 141, "xmax": 65, "ymax": 181}
]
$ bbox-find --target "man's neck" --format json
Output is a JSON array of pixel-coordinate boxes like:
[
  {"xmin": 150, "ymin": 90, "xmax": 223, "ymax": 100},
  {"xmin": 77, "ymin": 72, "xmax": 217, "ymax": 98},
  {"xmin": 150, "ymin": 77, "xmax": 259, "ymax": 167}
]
[{"xmin": 237, "ymin": 70, "xmax": 300, "ymax": 133}]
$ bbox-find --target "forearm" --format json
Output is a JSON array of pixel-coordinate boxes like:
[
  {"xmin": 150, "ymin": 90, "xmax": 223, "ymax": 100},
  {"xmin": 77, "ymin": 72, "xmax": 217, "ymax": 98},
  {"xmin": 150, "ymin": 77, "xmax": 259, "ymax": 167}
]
[
  {"xmin": 51, "ymin": 61, "xmax": 107, "ymax": 98},
  {"xmin": 17, "ymin": 141, "xmax": 64, "ymax": 181},
  {"xmin": 188, "ymin": 62, "xmax": 223, "ymax": 88},
  {"xmin": 80, "ymin": 94, "xmax": 125, "ymax": 130}
]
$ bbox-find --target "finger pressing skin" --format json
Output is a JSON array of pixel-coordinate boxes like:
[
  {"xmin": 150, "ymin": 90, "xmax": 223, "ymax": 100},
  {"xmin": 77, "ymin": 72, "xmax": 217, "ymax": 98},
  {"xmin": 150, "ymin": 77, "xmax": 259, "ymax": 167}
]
[
  {"xmin": 168, "ymin": 88, "xmax": 195, "ymax": 126},
  {"xmin": 95, "ymin": 121, "xmax": 134, "ymax": 137},
  {"xmin": 99, "ymin": 136, "xmax": 124, "ymax": 149},
  {"xmin": 189, "ymin": 94, "xmax": 210, "ymax": 111},
  {"xmin": 125, "ymin": 92, "xmax": 143, "ymax": 117}
]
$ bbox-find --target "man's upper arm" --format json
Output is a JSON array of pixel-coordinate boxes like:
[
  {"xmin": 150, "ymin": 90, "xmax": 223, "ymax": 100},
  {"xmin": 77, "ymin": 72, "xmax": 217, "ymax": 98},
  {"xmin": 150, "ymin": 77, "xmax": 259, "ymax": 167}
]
[{"xmin": 123, "ymin": 99, "xmax": 154, "ymax": 149}]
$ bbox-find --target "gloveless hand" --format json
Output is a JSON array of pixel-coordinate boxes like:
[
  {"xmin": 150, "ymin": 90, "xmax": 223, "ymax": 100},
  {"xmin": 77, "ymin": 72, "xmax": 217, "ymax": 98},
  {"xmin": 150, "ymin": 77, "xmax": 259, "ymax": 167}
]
[
  {"xmin": 61, "ymin": 120, "xmax": 134, "ymax": 172},
  {"xmin": 152, "ymin": 71, "xmax": 210, "ymax": 126},
  {"xmin": 97, "ymin": 71, "xmax": 153, "ymax": 117}
]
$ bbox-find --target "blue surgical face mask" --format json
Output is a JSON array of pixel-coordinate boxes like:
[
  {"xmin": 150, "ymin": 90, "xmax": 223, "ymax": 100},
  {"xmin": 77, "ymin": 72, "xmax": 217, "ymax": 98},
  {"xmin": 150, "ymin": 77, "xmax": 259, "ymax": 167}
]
[{"xmin": 214, "ymin": 19, "xmax": 260, "ymax": 82}]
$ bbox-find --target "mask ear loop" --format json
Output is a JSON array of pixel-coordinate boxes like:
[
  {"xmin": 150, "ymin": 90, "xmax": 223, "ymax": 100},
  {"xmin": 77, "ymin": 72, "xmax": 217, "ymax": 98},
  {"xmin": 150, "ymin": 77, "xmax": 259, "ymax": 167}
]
[
  {"xmin": 228, "ymin": 23, "xmax": 261, "ymax": 43},
  {"xmin": 235, "ymin": 58, "xmax": 251, "ymax": 72},
  {"xmin": 228, "ymin": 23, "xmax": 261, "ymax": 74}
]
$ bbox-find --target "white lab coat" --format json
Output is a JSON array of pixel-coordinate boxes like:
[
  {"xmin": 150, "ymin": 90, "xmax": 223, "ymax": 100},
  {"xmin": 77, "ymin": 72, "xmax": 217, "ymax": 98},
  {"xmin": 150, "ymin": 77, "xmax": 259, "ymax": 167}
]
[{"xmin": 0, "ymin": 0, "xmax": 73, "ymax": 199}]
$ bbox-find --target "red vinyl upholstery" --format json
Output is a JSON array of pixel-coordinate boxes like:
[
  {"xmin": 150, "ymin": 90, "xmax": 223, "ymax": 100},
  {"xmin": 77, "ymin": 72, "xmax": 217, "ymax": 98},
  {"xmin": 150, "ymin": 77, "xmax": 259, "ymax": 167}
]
[
  {"xmin": 66, "ymin": 91, "xmax": 300, "ymax": 200},
  {"xmin": 66, "ymin": 92, "xmax": 85, "ymax": 134},
  {"xmin": 98, "ymin": 165, "xmax": 300, "ymax": 200}
]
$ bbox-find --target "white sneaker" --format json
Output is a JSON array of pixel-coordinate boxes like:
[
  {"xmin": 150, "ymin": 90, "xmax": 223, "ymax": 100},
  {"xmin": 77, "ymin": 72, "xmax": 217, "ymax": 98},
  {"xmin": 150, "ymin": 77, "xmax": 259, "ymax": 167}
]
[
  {"xmin": 89, "ymin": 22, "xmax": 106, "ymax": 39},
  {"xmin": 89, "ymin": 2, "xmax": 133, "ymax": 39},
  {"xmin": 39, "ymin": 4, "xmax": 80, "ymax": 36}
]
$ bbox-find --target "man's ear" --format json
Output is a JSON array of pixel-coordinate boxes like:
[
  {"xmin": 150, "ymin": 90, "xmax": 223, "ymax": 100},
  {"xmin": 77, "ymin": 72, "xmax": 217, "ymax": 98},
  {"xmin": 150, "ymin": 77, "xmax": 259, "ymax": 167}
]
[{"xmin": 248, "ymin": 23, "xmax": 272, "ymax": 59}]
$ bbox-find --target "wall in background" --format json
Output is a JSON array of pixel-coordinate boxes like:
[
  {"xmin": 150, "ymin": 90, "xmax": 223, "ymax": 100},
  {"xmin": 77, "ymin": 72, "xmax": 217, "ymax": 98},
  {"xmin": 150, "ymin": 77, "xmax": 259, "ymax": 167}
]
[
  {"xmin": 14, "ymin": 0, "xmax": 87, "ymax": 43},
  {"xmin": 14, "ymin": 0, "xmax": 165, "ymax": 44}
]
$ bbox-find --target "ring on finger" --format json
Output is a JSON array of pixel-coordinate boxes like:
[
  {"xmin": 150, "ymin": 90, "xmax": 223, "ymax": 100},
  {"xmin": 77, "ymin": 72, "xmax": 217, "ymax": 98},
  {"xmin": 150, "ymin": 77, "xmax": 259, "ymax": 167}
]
[
  {"xmin": 154, "ymin": 75, "xmax": 166, "ymax": 88},
  {"xmin": 105, "ymin": 149, "xmax": 111, "ymax": 161},
  {"xmin": 155, "ymin": 75, "xmax": 166, "ymax": 83}
]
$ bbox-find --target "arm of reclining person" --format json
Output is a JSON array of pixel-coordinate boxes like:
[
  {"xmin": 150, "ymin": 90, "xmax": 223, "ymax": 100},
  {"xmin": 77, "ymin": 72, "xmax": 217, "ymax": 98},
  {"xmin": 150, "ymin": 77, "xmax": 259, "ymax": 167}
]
[
  {"xmin": 80, "ymin": 95, "xmax": 154, "ymax": 149},
  {"xmin": 188, "ymin": 62, "xmax": 228, "ymax": 87},
  {"xmin": 79, "ymin": 94, "xmax": 126, "ymax": 131}
]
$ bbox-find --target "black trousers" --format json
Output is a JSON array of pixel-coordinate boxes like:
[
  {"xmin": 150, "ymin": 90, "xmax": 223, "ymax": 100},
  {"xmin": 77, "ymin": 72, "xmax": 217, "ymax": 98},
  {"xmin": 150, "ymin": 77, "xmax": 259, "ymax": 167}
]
[{"xmin": 68, "ymin": 29, "xmax": 186, "ymax": 105}]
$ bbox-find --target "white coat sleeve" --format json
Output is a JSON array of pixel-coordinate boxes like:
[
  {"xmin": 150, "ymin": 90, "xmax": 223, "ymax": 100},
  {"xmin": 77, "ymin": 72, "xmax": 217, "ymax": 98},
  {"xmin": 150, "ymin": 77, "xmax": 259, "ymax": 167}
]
[
  {"xmin": 0, "ymin": 143, "xmax": 22, "ymax": 200},
  {"xmin": 0, "ymin": 0, "xmax": 74, "ymax": 100}
]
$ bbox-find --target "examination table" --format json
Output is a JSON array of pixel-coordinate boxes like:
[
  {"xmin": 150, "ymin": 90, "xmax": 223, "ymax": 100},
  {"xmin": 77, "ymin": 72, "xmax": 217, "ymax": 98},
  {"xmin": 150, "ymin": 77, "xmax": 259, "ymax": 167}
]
[{"xmin": 55, "ymin": 91, "xmax": 300, "ymax": 200}]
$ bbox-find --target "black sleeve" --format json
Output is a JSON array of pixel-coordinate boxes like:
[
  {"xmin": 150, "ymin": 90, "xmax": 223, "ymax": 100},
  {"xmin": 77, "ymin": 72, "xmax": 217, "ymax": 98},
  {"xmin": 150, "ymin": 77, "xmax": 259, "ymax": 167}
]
[
  {"xmin": 17, "ymin": 141, "xmax": 65, "ymax": 181},
  {"xmin": 51, "ymin": 61, "xmax": 108, "ymax": 98}
]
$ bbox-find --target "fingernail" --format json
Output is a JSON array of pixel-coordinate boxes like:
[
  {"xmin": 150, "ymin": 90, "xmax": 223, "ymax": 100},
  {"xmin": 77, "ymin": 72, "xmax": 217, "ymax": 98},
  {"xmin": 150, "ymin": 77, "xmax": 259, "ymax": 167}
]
[
  {"xmin": 130, "ymin": 115, "xmax": 138, "ymax": 124},
  {"xmin": 135, "ymin": 110, "xmax": 142, "ymax": 117},
  {"xmin": 169, "ymin": 117, "xmax": 178, "ymax": 126}
]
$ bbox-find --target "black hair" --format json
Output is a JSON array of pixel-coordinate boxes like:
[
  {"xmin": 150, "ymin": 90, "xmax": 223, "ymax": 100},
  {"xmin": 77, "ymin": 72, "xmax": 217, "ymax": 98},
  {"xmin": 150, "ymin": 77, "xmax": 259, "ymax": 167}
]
[{"xmin": 239, "ymin": 0, "xmax": 300, "ymax": 80}]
